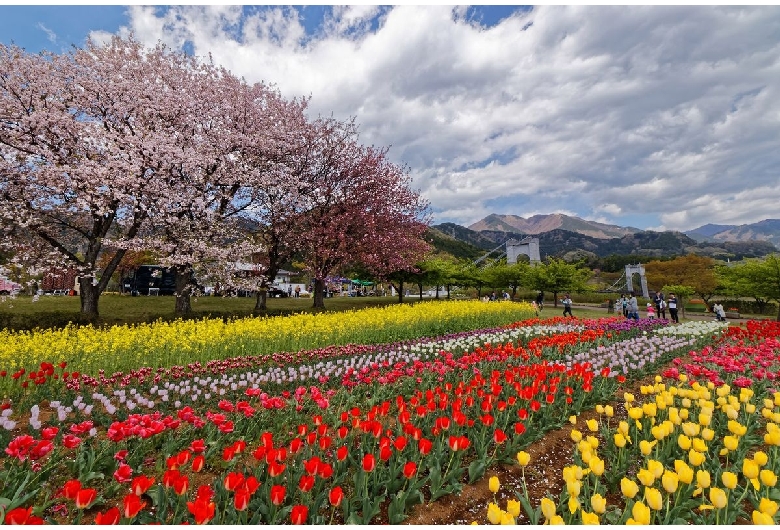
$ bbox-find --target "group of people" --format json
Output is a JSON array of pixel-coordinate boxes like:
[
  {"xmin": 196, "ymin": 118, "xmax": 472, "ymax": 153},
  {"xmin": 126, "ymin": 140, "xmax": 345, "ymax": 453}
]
[{"xmin": 618, "ymin": 291, "xmax": 679, "ymax": 323}]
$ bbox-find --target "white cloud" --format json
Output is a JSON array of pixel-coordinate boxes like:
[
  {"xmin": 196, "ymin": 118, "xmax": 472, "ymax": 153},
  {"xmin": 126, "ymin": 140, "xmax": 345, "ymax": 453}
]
[
  {"xmin": 98, "ymin": 5, "xmax": 780, "ymax": 232},
  {"xmin": 36, "ymin": 23, "xmax": 57, "ymax": 43}
]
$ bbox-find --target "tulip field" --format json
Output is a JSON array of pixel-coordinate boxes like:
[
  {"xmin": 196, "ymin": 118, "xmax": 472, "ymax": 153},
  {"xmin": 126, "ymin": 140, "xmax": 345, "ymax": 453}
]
[{"xmin": 0, "ymin": 299, "xmax": 779, "ymax": 525}]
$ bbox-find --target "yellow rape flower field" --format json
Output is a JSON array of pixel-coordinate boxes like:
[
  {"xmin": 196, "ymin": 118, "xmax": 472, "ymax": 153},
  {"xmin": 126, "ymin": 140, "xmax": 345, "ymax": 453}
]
[{"xmin": 0, "ymin": 300, "xmax": 533, "ymax": 387}]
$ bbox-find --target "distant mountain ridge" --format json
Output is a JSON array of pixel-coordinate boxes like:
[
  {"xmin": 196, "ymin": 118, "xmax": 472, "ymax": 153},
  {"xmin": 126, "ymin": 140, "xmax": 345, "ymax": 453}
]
[
  {"xmin": 469, "ymin": 213, "xmax": 640, "ymax": 239},
  {"xmin": 428, "ymin": 213, "xmax": 778, "ymax": 263},
  {"xmin": 686, "ymin": 219, "xmax": 780, "ymax": 248}
]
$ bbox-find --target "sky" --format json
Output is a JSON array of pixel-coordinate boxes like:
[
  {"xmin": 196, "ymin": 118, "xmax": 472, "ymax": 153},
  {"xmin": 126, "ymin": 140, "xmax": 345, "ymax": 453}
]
[{"xmin": 2, "ymin": 5, "xmax": 779, "ymax": 233}]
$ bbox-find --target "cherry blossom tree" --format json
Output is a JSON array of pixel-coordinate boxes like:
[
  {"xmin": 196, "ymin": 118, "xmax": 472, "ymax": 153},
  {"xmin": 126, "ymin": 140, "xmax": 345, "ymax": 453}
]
[
  {"xmin": 0, "ymin": 37, "xmax": 208, "ymax": 317},
  {"xmin": 293, "ymin": 117, "xmax": 431, "ymax": 308}
]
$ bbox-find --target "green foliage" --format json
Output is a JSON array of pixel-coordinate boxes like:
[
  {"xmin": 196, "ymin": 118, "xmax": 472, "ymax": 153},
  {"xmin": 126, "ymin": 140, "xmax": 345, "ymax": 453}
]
[{"xmin": 716, "ymin": 254, "xmax": 780, "ymax": 320}]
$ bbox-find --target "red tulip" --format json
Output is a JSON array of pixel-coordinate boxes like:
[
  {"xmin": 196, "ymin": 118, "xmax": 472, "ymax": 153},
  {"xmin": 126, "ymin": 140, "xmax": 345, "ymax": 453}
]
[
  {"xmin": 270, "ymin": 485, "xmax": 286, "ymax": 506},
  {"xmin": 379, "ymin": 445, "xmax": 392, "ymax": 462},
  {"xmin": 298, "ymin": 475, "xmax": 315, "ymax": 493},
  {"xmin": 131, "ymin": 476, "xmax": 155, "ymax": 496},
  {"xmin": 291, "ymin": 505, "xmax": 308, "ymax": 524},
  {"xmin": 122, "ymin": 494, "xmax": 146, "ymax": 519},
  {"xmin": 163, "ymin": 469, "xmax": 181, "ymax": 488},
  {"xmin": 318, "ymin": 463, "xmax": 334, "ymax": 479},
  {"xmin": 41, "ymin": 427, "xmax": 59, "ymax": 440},
  {"xmin": 493, "ymin": 429, "xmax": 508, "ymax": 444},
  {"xmin": 4, "ymin": 507, "xmax": 44, "ymax": 525},
  {"xmin": 337, "ymin": 426, "xmax": 349, "ymax": 439},
  {"xmin": 187, "ymin": 496, "xmax": 216, "ymax": 525},
  {"xmin": 74, "ymin": 488, "xmax": 97, "ymax": 509},
  {"xmin": 394, "ymin": 436, "xmax": 408, "ymax": 451},
  {"xmin": 243, "ymin": 476, "xmax": 261, "ymax": 495},
  {"xmin": 403, "ymin": 461, "xmax": 418, "ymax": 479},
  {"xmin": 94, "ymin": 507, "xmax": 120, "ymax": 525},
  {"xmin": 62, "ymin": 479, "xmax": 82, "ymax": 500},
  {"xmin": 223, "ymin": 472, "xmax": 245, "ymax": 492},
  {"xmin": 337, "ymin": 446, "xmax": 348, "ymax": 461},
  {"xmin": 176, "ymin": 450, "xmax": 191, "ymax": 467},
  {"xmin": 514, "ymin": 422, "xmax": 526, "ymax": 435},
  {"xmin": 62, "ymin": 434, "xmax": 82, "ymax": 449},
  {"xmin": 362, "ymin": 453, "xmax": 377, "ymax": 473},
  {"xmin": 173, "ymin": 474, "xmax": 190, "ymax": 496},
  {"xmin": 191, "ymin": 454, "xmax": 205, "ymax": 473},
  {"xmin": 418, "ymin": 438, "xmax": 433, "ymax": 455},
  {"xmin": 329, "ymin": 486, "xmax": 345, "ymax": 506},
  {"xmin": 268, "ymin": 461, "xmax": 285, "ymax": 477},
  {"xmin": 289, "ymin": 438, "xmax": 303, "ymax": 453},
  {"xmin": 113, "ymin": 463, "xmax": 133, "ymax": 484},
  {"xmin": 189, "ymin": 439, "xmax": 206, "ymax": 453},
  {"xmin": 234, "ymin": 489, "xmax": 250, "ymax": 512},
  {"xmin": 318, "ymin": 436, "xmax": 332, "ymax": 450}
]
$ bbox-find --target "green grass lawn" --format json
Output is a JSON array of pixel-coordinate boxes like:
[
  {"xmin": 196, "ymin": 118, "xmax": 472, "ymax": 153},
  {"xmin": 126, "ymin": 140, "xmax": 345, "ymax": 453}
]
[{"xmin": 0, "ymin": 292, "xmax": 420, "ymax": 328}]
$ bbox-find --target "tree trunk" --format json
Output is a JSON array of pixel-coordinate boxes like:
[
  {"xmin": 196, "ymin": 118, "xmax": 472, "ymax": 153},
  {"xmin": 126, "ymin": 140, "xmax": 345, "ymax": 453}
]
[
  {"xmin": 254, "ymin": 288, "xmax": 268, "ymax": 311},
  {"xmin": 511, "ymin": 285, "xmax": 518, "ymax": 300},
  {"xmin": 435, "ymin": 285, "xmax": 441, "ymax": 300},
  {"xmin": 313, "ymin": 278, "xmax": 326, "ymax": 309},
  {"xmin": 446, "ymin": 284, "xmax": 451, "ymax": 300},
  {"xmin": 174, "ymin": 265, "xmax": 192, "ymax": 316},
  {"xmin": 418, "ymin": 282, "xmax": 423, "ymax": 300},
  {"xmin": 553, "ymin": 291, "xmax": 559, "ymax": 307},
  {"xmin": 79, "ymin": 277, "xmax": 100, "ymax": 318},
  {"xmin": 396, "ymin": 281, "xmax": 404, "ymax": 303}
]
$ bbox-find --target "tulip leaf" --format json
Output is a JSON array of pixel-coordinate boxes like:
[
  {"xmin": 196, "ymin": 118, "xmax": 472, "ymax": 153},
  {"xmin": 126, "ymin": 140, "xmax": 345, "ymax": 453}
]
[{"xmin": 467, "ymin": 459, "xmax": 486, "ymax": 483}]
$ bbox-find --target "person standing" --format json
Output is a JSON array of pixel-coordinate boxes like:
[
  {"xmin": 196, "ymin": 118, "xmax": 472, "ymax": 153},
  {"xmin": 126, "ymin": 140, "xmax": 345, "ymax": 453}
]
[
  {"xmin": 627, "ymin": 292, "xmax": 639, "ymax": 320},
  {"xmin": 536, "ymin": 292, "xmax": 544, "ymax": 311},
  {"xmin": 621, "ymin": 294, "xmax": 628, "ymax": 317},
  {"xmin": 658, "ymin": 293, "xmax": 667, "ymax": 320},
  {"xmin": 562, "ymin": 293, "xmax": 573, "ymax": 317},
  {"xmin": 667, "ymin": 293, "xmax": 679, "ymax": 323}
]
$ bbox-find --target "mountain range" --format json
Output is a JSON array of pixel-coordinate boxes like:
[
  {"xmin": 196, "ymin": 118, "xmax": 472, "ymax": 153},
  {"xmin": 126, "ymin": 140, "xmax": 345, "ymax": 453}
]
[{"xmin": 428, "ymin": 214, "xmax": 779, "ymax": 262}]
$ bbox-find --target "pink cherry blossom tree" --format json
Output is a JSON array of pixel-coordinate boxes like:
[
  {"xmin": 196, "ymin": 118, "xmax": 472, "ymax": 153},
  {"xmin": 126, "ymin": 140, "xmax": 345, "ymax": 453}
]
[
  {"xmin": 293, "ymin": 117, "xmax": 431, "ymax": 308},
  {"xmin": 0, "ymin": 37, "xmax": 208, "ymax": 317}
]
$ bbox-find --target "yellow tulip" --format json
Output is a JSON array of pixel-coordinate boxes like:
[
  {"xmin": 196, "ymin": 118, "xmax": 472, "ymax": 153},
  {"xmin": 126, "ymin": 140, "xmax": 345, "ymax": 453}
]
[
  {"xmin": 725, "ymin": 406, "xmax": 740, "ymax": 420},
  {"xmin": 642, "ymin": 402, "xmax": 657, "ymax": 417},
  {"xmin": 637, "ymin": 468, "xmax": 656, "ymax": 487},
  {"xmin": 759, "ymin": 498, "xmax": 779, "ymax": 517},
  {"xmin": 765, "ymin": 398, "xmax": 775, "ymax": 409},
  {"xmin": 681, "ymin": 422, "xmax": 699, "ymax": 437},
  {"xmin": 701, "ymin": 427, "xmax": 715, "ymax": 441},
  {"xmin": 487, "ymin": 502, "xmax": 502, "ymax": 524},
  {"xmin": 550, "ymin": 515, "xmax": 565, "ymax": 525},
  {"xmin": 570, "ymin": 415, "xmax": 578, "ymax": 425},
  {"xmin": 752, "ymin": 510, "xmax": 774, "ymax": 525},
  {"xmin": 688, "ymin": 449, "xmax": 706, "ymax": 467},
  {"xmin": 639, "ymin": 440, "xmax": 656, "ymax": 456},
  {"xmin": 618, "ymin": 421, "xmax": 630, "ymax": 436},
  {"xmin": 674, "ymin": 461, "xmax": 694, "ymax": 485},
  {"xmin": 621, "ymin": 477, "xmax": 639, "ymax": 499},
  {"xmin": 679, "ymin": 408, "xmax": 689, "ymax": 420},
  {"xmin": 580, "ymin": 449, "xmax": 593, "ymax": 465},
  {"xmin": 765, "ymin": 430, "xmax": 780, "ymax": 446},
  {"xmin": 775, "ymin": 392, "xmax": 780, "ymax": 406},
  {"xmin": 754, "ymin": 451, "xmax": 769, "ymax": 466},
  {"xmin": 489, "ymin": 476, "xmax": 500, "ymax": 494},
  {"xmin": 721, "ymin": 471, "xmax": 738, "ymax": 489},
  {"xmin": 651, "ymin": 425, "xmax": 668, "ymax": 441},
  {"xmin": 691, "ymin": 437, "xmax": 707, "ymax": 453},
  {"xmin": 590, "ymin": 494, "xmax": 607, "ymax": 514},
  {"xmin": 568, "ymin": 496, "xmax": 580, "ymax": 515},
  {"xmin": 506, "ymin": 499, "xmax": 520, "ymax": 518},
  {"xmin": 499, "ymin": 512, "xmax": 515, "ymax": 525},
  {"xmin": 709, "ymin": 487, "xmax": 727, "ymax": 509},
  {"xmin": 541, "ymin": 498, "xmax": 557, "ymax": 521},
  {"xmin": 604, "ymin": 405, "xmax": 614, "ymax": 417},
  {"xmin": 645, "ymin": 487, "xmax": 663, "ymax": 511},
  {"xmin": 662, "ymin": 470, "xmax": 679, "ymax": 493},
  {"xmin": 586, "ymin": 418, "xmax": 599, "ymax": 432},
  {"xmin": 589, "ymin": 456, "xmax": 605, "ymax": 476},
  {"xmin": 728, "ymin": 420, "xmax": 747, "ymax": 436},
  {"xmin": 743, "ymin": 459, "xmax": 759, "ymax": 480},
  {"xmin": 760, "ymin": 469, "xmax": 777, "ymax": 488},
  {"xmin": 716, "ymin": 384, "xmax": 731, "ymax": 397},
  {"xmin": 628, "ymin": 407, "xmax": 644, "ymax": 420},
  {"xmin": 681, "ymin": 397, "xmax": 692, "ymax": 408},
  {"xmin": 698, "ymin": 412, "xmax": 712, "ymax": 426},
  {"xmin": 631, "ymin": 501, "xmax": 651, "ymax": 525},
  {"xmin": 678, "ymin": 373, "xmax": 688, "ymax": 383},
  {"xmin": 697, "ymin": 470, "xmax": 711, "ymax": 489},
  {"xmin": 567, "ymin": 480, "xmax": 582, "ymax": 497},
  {"xmin": 740, "ymin": 387, "xmax": 754, "ymax": 402},
  {"xmin": 677, "ymin": 434, "xmax": 692, "ymax": 450},
  {"xmin": 668, "ymin": 407, "xmax": 681, "ymax": 424},
  {"xmin": 647, "ymin": 459, "xmax": 665, "ymax": 479},
  {"xmin": 571, "ymin": 429, "xmax": 583, "ymax": 443},
  {"xmin": 624, "ymin": 392, "xmax": 635, "ymax": 403},
  {"xmin": 723, "ymin": 435, "xmax": 739, "ymax": 451},
  {"xmin": 587, "ymin": 436, "xmax": 599, "ymax": 450},
  {"xmin": 614, "ymin": 432, "xmax": 627, "ymax": 448},
  {"xmin": 746, "ymin": 403, "xmax": 756, "ymax": 414},
  {"xmin": 517, "ymin": 451, "xmax": 530, "ymax": 467},
  {"xmin": 581, "ymin": 510, "xmax": 599, "ymax": 525}
]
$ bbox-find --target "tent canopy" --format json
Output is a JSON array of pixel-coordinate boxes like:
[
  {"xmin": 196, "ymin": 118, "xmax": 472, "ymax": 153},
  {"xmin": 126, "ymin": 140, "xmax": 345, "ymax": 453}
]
[{"xmin": 351, "ymin": 279, "xmax": 374, "ymax": 286}]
